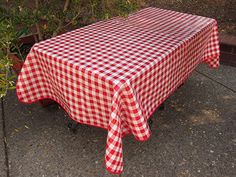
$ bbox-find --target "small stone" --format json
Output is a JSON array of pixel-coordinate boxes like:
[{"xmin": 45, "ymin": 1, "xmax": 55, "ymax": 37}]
[
  {"xmin": 197, "ymin": 169, "xmax": 201, "ymax": 173},
  {"xmin": 210, "ymin": 150, "xmax": 214, "ymax": 153}
]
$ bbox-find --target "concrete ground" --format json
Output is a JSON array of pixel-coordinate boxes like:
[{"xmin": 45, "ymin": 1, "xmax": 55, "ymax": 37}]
[{"xmin": 0, "ymin": 64, "xmax": 235, "ymax": 177}]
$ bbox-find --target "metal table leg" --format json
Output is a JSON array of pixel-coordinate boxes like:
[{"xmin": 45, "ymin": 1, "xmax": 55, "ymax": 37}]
[
  {"xmin": 159, "ymin": 102, "xmax": 165, "ymax": 111},
  {"xmin": 68, "ymin": 121, "xmax": 79, "ymax": 133},
  {"xmin": 148, "ymin": 118, "xmax": 153, "ymax": 129}
]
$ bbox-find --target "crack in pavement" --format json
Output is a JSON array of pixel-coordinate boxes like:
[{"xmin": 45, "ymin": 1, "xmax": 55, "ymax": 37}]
[
  {"xmin": 196, "ymin": 70, "xmax": 236, "ymax": 93},
  {"xmin": 1, "ymin": 98, "xmax": 10, "ymax": 177}
]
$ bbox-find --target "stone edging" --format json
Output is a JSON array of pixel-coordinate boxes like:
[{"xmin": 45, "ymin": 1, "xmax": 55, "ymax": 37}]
[{"xmin": 220, "ymin": 35, "xmax": 236, "ymax": 67}]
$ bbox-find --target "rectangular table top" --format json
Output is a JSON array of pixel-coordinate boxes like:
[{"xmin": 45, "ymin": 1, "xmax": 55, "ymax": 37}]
[{"xmin": 16, "ymin": 7, "xmax": 220, "ymax": 174}]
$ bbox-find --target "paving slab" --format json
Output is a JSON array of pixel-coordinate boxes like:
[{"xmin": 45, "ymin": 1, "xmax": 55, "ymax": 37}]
[
  {"xmin": 0, "ymin": 99, "xmax": 7, "ymax": 177},
  {"xmin": 197, "ymin": 64, "xmax": 236, "ymax": 91},
  {"xmin": 3, "ymin": 64, "xmax": 236, "ymax": 177}
]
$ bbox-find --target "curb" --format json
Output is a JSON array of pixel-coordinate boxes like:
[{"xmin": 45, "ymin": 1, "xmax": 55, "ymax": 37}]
[{"xmin": 220, "ymin": 35, "xmax": 236, "ymax": 67}]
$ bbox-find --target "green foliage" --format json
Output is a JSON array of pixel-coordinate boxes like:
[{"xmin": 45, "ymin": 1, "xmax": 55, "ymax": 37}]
[
  {"xmin": 1, "ymin": 0, "xmax": 142, "ymax": 40},
  {"xmin": 79, "ymin": 0, "xmax": 141, "ymax": 24},
  {"xmin": 36, "ymin": 0, "xmax": 140, "ymax": 38},
  {"xmin": 0, "ymin": 51, "xmax": 15, "ymax": 98},
  {"xmin": 0, "ymin": 6, "xmax": 26, "ymax": 98},
  {"xmin": 35, "ymin": 0, "xmax": 81, "ymax": 38},
  {"xmin": 0, "ymin": 20, "xmax": 16, "ymax": 98},
  {"xmin": 0, "ymin": 0, "xmax": 142, "ymax": 97}
]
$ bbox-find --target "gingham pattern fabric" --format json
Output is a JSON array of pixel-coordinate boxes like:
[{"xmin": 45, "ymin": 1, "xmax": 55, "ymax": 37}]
[{"xmin": 16, "ymin": 7, "xmax": 220, "ymax": 174}]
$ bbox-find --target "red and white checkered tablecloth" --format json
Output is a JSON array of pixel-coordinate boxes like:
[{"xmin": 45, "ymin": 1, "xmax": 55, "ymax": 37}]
[{"xmin": 16, "ymin": 7, "xmax": 220, "ymax": 174}]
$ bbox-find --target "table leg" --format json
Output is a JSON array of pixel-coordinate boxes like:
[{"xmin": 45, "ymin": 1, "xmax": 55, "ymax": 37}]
[
  {"xmin": 68, "ymin": 121, "xmax": 79, "ymax": 133},
  {"xmin": 159, "ymin": 102, "xmax": 165, "ymax": 111},
  {"xmin": 178, "ymin": 83, "xmax": 185, "ymax": 89},
  {"xmin": 148, "ymin": 118, "xmax": 153, "ymax": 129}
]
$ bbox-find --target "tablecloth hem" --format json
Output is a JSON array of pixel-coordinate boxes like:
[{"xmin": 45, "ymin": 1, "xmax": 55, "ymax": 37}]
[
  {"xmin": 105, "ymin": 165, "xmax": 123, "ymax": 174},
  {"xmin": 15, "ymin": 91, "xmax": 141, "ymax": 138},
  {"xmin": 203, "ymin": 56, "xmax": 220, "ymax": 69},
  {"xmin": 15, "ymin": 92, "xmax": 112, "ymax": 131},
  {"xmin": 133, "ymin": 132, "xmax": 151, "ymax": 142}
]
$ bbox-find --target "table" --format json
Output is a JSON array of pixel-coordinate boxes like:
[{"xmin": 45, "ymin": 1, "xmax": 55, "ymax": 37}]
[{"xmin": 16, "ymin": 7, "xmax": 220, "ymax": 174}]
